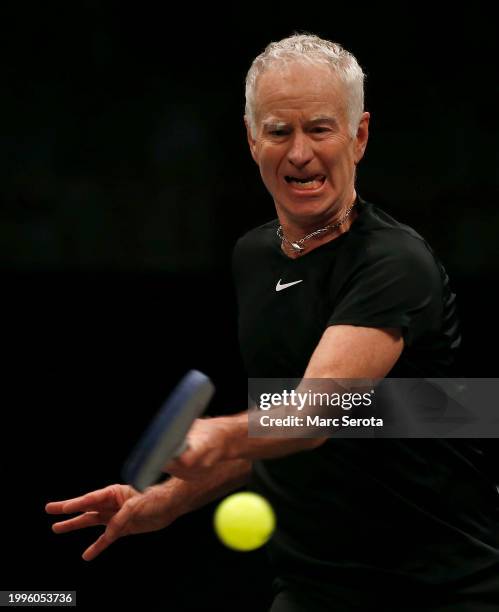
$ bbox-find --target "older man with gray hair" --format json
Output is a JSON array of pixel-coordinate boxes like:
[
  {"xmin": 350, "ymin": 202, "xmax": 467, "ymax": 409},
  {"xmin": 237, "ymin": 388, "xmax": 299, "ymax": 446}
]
[{"xmin": 47, "ymin": 34, "xmax": 499, "ymax": 611}]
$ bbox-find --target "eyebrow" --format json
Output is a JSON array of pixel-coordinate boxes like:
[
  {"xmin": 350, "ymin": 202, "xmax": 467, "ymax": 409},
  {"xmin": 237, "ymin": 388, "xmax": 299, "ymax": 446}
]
[
  {"xmin": 262, "ymin": 119, "xmax": 288, "ymax": 130},
  {"xmin": 307, "ymin": 115, "xmax": 338, "ymax": 126},
  {"xmin": 262, "ymin": 115, "xmax": 338, "ymax": 129}
]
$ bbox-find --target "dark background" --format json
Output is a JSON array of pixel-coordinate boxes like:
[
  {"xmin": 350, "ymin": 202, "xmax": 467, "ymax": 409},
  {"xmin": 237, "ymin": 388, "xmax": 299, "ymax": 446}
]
[{"xmin": 2, "ymin": 3, "xmax": 497, "ymax": 610}]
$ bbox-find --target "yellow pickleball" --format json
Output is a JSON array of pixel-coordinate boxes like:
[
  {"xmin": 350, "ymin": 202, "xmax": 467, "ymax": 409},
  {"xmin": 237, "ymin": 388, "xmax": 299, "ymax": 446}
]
[{"xmin": 214, "ymin": 492, "xmax": 276, "ymax": 551}]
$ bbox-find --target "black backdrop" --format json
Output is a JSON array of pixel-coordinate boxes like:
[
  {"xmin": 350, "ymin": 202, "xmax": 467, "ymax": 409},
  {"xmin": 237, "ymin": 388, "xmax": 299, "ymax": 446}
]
[{"xmin": 2, "ymin": 3, "xmax": 497, "ymax": 610}]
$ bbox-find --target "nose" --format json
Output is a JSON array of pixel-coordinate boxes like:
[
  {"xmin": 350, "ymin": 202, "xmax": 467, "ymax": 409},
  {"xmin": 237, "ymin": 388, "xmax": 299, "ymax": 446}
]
[{"xmin": 287, "ymin": 131, "xmax": 314, "ymax": 169}]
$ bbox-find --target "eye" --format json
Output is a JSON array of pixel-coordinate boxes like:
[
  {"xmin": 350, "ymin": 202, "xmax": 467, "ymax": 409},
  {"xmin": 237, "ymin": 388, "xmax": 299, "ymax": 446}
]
[
  {"xmin": 310, "ymin": 126, "xmax": 330, "ymax": 133},
  {"xmin": 269, "ymin": 129, "xmax": 288, "ymax": 136}
]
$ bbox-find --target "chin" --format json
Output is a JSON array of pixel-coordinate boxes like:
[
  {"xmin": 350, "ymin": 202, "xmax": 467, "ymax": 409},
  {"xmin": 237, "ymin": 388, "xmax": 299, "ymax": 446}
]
[{"xmin": 283, "ymin": 196, "xmax": 332, "ymax": 216}]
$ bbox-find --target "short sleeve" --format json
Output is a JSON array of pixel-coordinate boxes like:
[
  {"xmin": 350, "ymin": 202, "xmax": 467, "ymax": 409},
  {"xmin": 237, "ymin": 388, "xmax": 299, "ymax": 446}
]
[{"xmin": 328, "ymin": 233, "xmax": 443, "ymax": 347}]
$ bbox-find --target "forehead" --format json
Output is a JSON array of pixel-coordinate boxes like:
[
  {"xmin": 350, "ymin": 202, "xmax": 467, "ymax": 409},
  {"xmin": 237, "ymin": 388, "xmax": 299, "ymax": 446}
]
[{"xmin": 254, "ymin": 61, "xmax": 347, "ymax": 122}]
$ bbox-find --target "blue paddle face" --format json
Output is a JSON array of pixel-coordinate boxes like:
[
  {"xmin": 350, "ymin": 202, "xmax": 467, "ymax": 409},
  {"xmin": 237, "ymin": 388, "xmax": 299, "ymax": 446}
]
[{"xmin": 122, "ymin": 370, "xmax": 215, "ymax": 491}]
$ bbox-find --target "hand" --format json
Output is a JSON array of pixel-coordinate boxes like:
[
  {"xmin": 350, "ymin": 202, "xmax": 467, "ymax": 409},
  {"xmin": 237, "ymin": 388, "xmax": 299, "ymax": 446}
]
[
  {"xmin": 164, "ymin": 416, "xmax": 240, "ymax": 480},
  {"xmin": 45, "ymin": 484, "xmax": 178, "ymax": 561}
]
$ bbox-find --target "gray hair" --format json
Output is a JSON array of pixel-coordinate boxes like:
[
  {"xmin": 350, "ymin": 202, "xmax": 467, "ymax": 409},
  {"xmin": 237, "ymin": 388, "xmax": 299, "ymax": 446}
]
[{"xmin": 245, "ymin": 33, "xmax": 365, "ymax": 138}]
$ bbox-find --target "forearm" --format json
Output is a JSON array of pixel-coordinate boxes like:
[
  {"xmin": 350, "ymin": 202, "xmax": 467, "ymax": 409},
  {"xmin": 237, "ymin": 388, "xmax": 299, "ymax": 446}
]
[
  {"xmin": 216, "ymin": 326, "xmax": 401, "ymax": 462},
  {"xmin": 161, "ymin": 458, "xmax": 252, "ymax": 519},
  {"xmin": 219, "ymin": 377, "xmax": 376, "ymax": 460},
  {"xmin": 221, "ymin": 412, "xmax": 324, "ymax": 461}
]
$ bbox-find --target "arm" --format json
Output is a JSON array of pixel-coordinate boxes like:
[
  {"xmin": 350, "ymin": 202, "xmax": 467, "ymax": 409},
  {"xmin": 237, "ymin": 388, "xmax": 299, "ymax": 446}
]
[
  {"xmin": 46, "ymin": 458, "xmax": 251, "ymax": 560},
  {"xmin": 46, "ymin": 327, "xmax": 401, "ymax": 557},
  {"xmin": 170, "ymin": 458, "xmax": 251, "ymax": 513},
  {"xmin": 167, "ymin": 325, "xmax": 403, "ymax": 476}
]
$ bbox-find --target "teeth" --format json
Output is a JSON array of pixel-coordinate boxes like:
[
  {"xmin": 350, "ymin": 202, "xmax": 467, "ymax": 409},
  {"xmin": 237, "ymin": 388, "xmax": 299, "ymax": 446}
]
[{"xmin": 285, "ymin": 175, "xmax": 325, "ymax": 190}]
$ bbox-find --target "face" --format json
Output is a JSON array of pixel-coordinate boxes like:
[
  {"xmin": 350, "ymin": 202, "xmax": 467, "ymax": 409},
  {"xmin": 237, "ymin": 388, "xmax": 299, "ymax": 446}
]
[{"xmin": 246, "ymin": 62, "xmax": 369, "ymax": 228}]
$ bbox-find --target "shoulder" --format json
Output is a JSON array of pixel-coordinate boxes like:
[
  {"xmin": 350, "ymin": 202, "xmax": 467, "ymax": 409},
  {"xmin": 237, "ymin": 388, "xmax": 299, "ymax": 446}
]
[
  {"xmin": 233, "ymin": 219, "xmax": 278, "ymax": 261},
  {"xmin": 347, "ymin": 198, "xmax": 441, "ymax": 278},
  {"xmin": 235, "ymin": 219, "xmax": 278, "ymax": 247}
]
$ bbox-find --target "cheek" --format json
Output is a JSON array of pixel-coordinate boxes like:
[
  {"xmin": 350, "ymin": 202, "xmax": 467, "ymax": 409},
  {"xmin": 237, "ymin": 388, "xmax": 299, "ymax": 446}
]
[
  {"xmin": 259, "ymin": 151, "xmax": 281, "ymax": 179},
  {"xmin": 329, "ymin": 150, "xmax": 355, "ymax": 175},
  {"xmin": 325, "ymin": 156, "xmax": 354, "ymax": 189},
  {"xmin": 258, "ymin": 163, "xmax": 277, "ymax": 193}
]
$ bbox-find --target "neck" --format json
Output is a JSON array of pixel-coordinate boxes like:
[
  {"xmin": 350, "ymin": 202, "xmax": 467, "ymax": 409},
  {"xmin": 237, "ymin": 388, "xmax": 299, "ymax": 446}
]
[{"xmin": 278, "ymin": 193, "xmax": 358, "ymax": 258}]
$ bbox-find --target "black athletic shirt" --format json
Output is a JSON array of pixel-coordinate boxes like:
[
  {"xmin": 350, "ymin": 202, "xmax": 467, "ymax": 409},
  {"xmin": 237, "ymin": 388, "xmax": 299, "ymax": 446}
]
[{"xmin": 232, "ymin": 197, "xmax": 499, "ymax": 610}]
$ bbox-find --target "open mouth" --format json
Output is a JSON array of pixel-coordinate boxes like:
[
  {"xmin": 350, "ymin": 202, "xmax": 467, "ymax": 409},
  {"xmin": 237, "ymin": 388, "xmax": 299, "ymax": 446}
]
[{"xmin": 284, "ymin": 174, "xmax": 326, "ymax": 190}]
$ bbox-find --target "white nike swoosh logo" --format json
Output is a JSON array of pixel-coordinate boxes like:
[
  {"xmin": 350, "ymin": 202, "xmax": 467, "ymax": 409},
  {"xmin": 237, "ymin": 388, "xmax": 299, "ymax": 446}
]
[{"xmin": 275, "ymin": 279, "xmax": 303, "ymax": 292}]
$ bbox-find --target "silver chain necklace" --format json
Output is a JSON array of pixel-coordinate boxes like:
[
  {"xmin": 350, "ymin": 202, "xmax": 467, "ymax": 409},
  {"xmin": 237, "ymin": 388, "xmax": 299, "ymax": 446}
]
[{"xmin": 277, "ymin": 202, "xmax": 356, "ymax": 254}]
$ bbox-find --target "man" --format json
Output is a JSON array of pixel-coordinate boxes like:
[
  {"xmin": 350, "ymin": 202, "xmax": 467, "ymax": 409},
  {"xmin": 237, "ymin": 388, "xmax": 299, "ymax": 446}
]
[{"xmin": 46, "ymin": 35, "xmax": 499, "ymax": 611}]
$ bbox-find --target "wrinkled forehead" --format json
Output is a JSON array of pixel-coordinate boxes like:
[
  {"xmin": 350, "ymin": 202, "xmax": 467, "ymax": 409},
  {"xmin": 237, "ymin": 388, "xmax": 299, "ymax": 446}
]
[{"xmin": 253, "ymin": 60, "xmax": 348, "ymax": 123}]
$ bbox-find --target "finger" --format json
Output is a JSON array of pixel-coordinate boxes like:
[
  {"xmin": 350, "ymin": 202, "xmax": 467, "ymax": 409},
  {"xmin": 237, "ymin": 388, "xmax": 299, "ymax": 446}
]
[
  {"xmin": 82, "ymin": 526, "xmax": 119, "ymax": 562},
  {"xmin": 163, "ymin": 457, "xmax": 179, "ymax": 474},
  {"xmin": 163, "ymin": 458, "xmax": 193, "ymax": 479},
  {"xmin": 54, "ymin": 487, "xmax": 120, "ymax": 515},
  {"xmin": 45, "ymin": 501, "xmax": 70, "ymax": 514},
  {"xmin": 45, "ymin": 492, "xmax": 106, "ymax": 515},
  {"xmin": 52, "ymin": 512, "xmax": 102, "ymax": 534},
  {"xmin": 104, "ymin": 507, "xmax": 132, "ymax": 541},
  {"xmin": 164, "ymin": 443, "xmax": 200, "ymax": 473}
]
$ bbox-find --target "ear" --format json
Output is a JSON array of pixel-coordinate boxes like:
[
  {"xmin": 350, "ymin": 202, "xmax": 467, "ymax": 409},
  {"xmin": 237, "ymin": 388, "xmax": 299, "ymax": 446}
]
[
  {"xmin": 244, "ymin": 116, "xmax": 259, "ymax": 164},
  {"xmin": 354, "ymin": 112, "xmax": 370, "ymax": 164}
]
